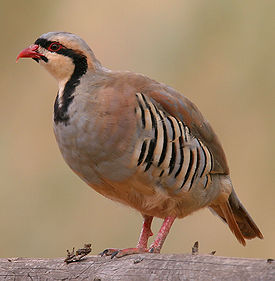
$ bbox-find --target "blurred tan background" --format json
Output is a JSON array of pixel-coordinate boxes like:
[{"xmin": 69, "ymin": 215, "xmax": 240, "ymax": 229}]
[{"xmin": 0, "ymin": 0, "xmax": 274, "ymax": 259}]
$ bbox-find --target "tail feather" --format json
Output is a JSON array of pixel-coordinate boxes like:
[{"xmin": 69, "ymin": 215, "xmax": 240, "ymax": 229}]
[
  {"xmin": 209, "ymin": 189, "xmax": 263, "ymax": 245},
  {"xmin": 228, "ymin": 189, "xmax": 263, "ymax": 240},
  {"xmin": 218, "ymin": 202, "xmax": 246, "ymax": 246}
]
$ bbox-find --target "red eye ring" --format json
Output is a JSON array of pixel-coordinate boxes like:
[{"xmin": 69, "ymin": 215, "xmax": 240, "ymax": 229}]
[{"xmin": 48, "ymin": 42, "xmax": 62, "ymax": 52}]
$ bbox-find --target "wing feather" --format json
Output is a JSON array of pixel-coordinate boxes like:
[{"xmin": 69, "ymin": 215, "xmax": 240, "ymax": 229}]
[{"xmin": 143, "ymin": 87, "xmax": 229, "ymax": 175}]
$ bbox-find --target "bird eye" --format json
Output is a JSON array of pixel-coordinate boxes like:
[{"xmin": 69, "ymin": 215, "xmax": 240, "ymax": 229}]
[{"xmin": 48, "ymin": 42, "xmax": 62, "ymax": 52}]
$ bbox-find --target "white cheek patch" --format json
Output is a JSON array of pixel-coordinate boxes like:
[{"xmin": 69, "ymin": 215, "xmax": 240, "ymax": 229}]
[{"xmin": 43, "ymin": 52, "xmax": 75, "ymax": 82}]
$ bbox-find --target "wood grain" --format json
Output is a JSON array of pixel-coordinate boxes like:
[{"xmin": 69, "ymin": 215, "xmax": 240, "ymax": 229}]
[{"xmin": 0, "ymin": 254, "xmax": 274, "ymax": 281}]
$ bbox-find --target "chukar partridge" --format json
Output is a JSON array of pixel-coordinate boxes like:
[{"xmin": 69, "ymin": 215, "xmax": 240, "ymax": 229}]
[{"xmin": 17, "ymin": 32, "xmax": 263, "ymax": 257}]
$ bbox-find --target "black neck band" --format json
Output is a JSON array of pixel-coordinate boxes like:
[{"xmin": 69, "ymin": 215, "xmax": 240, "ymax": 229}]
[{"xmin": 35, "ymin": 38, "xmax": 88, "ymax": 125}]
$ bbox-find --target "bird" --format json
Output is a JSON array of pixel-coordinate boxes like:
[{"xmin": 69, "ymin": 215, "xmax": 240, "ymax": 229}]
[{"xmin": 16, "ymin": 32, "xmax": 263, "ymax": 257}]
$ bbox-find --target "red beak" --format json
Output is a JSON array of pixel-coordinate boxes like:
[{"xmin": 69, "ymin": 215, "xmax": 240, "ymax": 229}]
[{"xmin": 16, "ymin": 44, "xmax": 43, "ymax": 62}]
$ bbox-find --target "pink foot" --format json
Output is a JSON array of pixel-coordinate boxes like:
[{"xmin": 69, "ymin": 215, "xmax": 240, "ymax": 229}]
[
  {"xmin": 99, "ymin": 216, "xmax": 175, "ymax": 258},
  {"xmin": 100, "ymin": 247, "xmax": 148, "ymax": 258}
]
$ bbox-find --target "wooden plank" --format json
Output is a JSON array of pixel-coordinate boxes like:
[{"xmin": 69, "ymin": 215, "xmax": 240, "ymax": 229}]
[{"xmin": 0, "ymin": 254, "xmax": 274, "ymax": 281}]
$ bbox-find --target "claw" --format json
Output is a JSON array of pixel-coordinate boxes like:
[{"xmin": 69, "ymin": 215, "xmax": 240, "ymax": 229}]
[
  {"xmin": 99, "ymin": 248, "xmax": 119, "ymax": 257},
  {"xmin": 148, "ymin": 246, "xmax": 160, "ymax": 253},
  {"xmin": 99, "ymin": 249, "xmax": 109, "ymax": 257},
  {"xmin": 111, "ymin": 250, "xmax": 119, "ymax": 259}
]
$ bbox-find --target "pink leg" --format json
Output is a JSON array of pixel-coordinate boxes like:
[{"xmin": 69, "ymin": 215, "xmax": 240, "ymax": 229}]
[
  {"xmin": 100, "ymin": 216, "xmax": 176, "ymax": 258},
  {"xmin": 100, "ymin": 215, "xmax": 153, "ymax": 258},
  {"xmin": 149, "ymin": 216, "xmax": 176, "ymax": 253},
  {"xmin": 136, "ymin": 215, "xmax": 153, "ymax": 249}
]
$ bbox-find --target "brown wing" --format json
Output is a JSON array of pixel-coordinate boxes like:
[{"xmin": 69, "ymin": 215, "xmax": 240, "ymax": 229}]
[{"xmin": 143, "ymin": 85, "xmax": 229, "ymax": 175}]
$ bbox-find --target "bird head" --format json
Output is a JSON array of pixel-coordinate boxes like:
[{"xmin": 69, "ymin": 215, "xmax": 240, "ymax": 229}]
[{"xmin": 16, "ymin": 32, "xmax": 101, "ymax": 84}]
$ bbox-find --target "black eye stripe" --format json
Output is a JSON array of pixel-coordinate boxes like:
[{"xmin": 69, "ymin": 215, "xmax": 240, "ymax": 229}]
[
  {"xmin": 34, "ymin": 38, "xmax": 86, "ymax": 62},
  {"xmin": 34, "ymin": 38, "xmax": 66, "ymax": 52},
  {"xmin": 35, "ymin": 38, "xmax": 52, "ymax": 49}
]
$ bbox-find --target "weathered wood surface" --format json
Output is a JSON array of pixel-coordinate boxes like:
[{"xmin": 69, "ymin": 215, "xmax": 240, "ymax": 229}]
[{"xmin": 0, "ymin": 254, "xmax": 274, "ymax": 281}]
